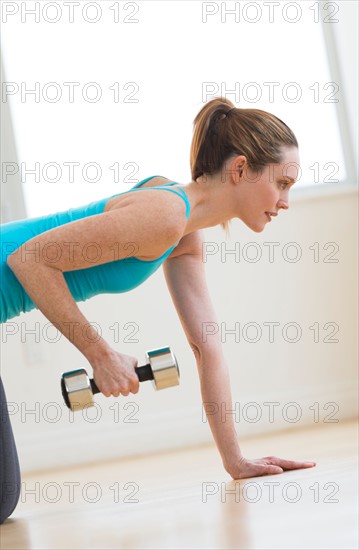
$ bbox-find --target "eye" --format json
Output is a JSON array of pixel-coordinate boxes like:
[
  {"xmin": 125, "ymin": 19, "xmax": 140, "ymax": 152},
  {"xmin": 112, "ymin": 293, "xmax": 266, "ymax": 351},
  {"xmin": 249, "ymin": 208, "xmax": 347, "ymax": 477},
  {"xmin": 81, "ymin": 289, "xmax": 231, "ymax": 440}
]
[{"xmin": 278, "ymin": 181, "xmax": 289, "ymax": 189}]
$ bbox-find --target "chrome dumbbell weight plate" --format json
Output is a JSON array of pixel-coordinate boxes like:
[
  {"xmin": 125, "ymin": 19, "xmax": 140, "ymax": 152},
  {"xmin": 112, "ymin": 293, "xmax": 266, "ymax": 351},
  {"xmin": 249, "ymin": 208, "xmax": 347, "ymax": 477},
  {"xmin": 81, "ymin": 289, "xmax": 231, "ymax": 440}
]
[
  {"xmin": 61, "ymin": 368, "xmax": 95, "ymax": 412},
  {"xmin": 147, "ymin": 346, "xmax": 180, "ymax": 390}
]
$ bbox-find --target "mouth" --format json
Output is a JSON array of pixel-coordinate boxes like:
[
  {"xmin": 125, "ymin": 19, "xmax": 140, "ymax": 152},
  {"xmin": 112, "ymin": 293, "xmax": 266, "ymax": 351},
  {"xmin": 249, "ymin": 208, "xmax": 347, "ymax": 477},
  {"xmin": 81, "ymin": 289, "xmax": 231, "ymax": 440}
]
[{"xmin": 265, "ymin": 212, "xmax": 278, "ymax": 222}]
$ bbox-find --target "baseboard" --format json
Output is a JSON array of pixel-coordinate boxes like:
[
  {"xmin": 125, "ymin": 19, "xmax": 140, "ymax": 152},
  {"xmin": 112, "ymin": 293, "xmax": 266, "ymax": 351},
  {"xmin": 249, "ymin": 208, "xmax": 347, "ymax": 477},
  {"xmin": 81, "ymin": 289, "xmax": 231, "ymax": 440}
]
[{"xmin": 16, "ymin": 382, "xmax": 358, "ymax": 473}]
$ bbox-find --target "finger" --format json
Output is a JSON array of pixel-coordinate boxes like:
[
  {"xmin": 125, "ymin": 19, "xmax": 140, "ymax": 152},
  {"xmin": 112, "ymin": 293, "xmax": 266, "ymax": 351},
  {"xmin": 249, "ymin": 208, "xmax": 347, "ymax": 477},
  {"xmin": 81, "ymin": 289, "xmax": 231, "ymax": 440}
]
[
  {"xmin": 260, "ymin": 464, "xmax": 284, "ymax": 476},
  {"xmin": 268, "ymin": 457, "xmax": 316, "ymax": 470},
  {"xmin": 96, "ymin": 383, "xmax": 111, "ymax": 398},
  {"xmin": 129, "ymin": 377, "xmax": 140, "ymax": 394},
  {"xmin": 131, "ymin": 383, "xmax": 140, "ymax": 394},
  {"xmin": 252, "ymin": 462, "xmax": 284, "ymax": 476}
]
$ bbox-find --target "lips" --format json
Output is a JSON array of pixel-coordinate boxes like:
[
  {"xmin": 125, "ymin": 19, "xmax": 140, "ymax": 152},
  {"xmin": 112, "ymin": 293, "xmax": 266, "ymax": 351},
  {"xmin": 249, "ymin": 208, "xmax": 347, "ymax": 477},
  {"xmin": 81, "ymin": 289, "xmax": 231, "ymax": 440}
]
[{"xmin": 265, "ymin": 212, "xmax": 278, "ymax": 222}]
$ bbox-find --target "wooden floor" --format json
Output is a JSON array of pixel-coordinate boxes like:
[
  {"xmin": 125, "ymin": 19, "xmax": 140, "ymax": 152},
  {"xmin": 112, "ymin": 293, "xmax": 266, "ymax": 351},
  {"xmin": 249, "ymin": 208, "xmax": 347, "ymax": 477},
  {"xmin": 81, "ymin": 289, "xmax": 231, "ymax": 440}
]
[{"xmin": 1, "ymin": 420, "xmax": 358, "ymax": 550}]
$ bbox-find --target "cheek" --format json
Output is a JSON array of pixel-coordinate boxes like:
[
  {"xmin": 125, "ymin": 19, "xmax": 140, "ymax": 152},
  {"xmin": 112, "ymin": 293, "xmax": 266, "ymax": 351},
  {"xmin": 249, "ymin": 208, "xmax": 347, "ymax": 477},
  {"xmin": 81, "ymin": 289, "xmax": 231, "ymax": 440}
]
[{"xmin": 259, "ymin": 187, "xmax": 277, "ymax": 208}]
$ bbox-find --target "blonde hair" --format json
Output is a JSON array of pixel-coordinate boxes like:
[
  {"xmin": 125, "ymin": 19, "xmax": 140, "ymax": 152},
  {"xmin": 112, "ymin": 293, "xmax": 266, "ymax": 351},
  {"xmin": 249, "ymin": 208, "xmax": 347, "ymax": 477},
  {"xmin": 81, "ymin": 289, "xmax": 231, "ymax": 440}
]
[{"xmin": 190, "ymin": 96, "xmax": 298, "ymax": 238}]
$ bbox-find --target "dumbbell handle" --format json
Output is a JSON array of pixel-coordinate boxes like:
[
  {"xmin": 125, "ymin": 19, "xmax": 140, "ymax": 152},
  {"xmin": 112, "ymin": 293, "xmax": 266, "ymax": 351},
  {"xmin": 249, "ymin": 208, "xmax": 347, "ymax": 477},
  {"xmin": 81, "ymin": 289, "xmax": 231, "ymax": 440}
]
[{"xmin": 90, "ymin": 363, "xmax": 154, "ymax": 394}]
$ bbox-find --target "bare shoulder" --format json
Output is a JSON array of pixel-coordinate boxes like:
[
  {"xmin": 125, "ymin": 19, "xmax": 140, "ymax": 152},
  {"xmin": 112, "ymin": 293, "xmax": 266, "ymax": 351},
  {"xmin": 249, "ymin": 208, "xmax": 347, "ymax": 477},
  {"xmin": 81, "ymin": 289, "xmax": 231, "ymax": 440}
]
[
  {"xmin": 107, "ymin": 188, "xmax": 187, "ymax": 257},
  {"xmin": 104, "ymin": 177, "xmax": 189, "ymax": 257}
]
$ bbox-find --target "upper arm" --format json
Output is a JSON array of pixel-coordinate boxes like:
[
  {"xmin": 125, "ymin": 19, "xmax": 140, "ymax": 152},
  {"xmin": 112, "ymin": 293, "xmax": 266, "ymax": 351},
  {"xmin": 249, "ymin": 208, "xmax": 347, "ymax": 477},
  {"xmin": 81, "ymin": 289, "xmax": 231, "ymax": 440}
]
[
  {"xmin": 166, "ymin": 228, "xmax": 205, "ymax": 259},
  {"xmin": 163, "ymin": 238, "xmax": 223, "ymax": 358},
  {"xmin": 7, "ymin": 195, "xmax": 184, "ymax": 272}
]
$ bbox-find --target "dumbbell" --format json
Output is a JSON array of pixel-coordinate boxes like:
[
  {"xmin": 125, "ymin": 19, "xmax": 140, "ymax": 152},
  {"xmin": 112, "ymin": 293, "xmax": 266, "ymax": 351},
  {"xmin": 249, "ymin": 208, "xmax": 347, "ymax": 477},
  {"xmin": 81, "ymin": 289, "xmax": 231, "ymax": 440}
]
[{"xmin": 61, "ymin": 346, "xmax": 180, "ymax": 412}]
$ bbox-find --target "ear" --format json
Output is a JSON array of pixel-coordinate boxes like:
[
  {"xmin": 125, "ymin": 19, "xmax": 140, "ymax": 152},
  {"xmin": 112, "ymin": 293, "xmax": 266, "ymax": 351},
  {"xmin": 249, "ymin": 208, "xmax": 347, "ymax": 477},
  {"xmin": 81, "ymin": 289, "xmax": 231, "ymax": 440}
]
[
  {"xmin": 223, "ymin": 154, "xmax": 247, "ymax": 184},
  {"xmin": 233, "ymin": 155, "xmax": 247, "ymax": 182}
]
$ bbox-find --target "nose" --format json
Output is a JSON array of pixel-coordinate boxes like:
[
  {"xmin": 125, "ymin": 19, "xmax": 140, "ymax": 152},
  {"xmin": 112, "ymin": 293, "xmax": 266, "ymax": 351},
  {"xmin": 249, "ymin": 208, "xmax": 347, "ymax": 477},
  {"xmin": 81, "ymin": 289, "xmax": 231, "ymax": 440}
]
[{"xmin": 277, "ymin": 198, "xmax": 289, "ymax": 211}]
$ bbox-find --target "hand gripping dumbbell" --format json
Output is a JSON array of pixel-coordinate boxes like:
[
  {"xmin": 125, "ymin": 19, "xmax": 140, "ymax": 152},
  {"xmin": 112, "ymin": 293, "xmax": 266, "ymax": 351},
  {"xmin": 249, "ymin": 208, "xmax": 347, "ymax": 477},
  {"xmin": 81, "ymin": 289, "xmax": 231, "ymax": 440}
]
[{"xmin": 61, "ymin": 346, "xmax": 180, "ymax": 412}]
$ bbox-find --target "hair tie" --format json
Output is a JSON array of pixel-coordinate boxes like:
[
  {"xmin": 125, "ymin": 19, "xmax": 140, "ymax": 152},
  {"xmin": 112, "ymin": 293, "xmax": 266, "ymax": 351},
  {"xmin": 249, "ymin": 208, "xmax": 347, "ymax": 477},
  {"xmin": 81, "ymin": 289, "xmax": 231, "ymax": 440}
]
[{"xmin": 226, "ymin": 107, "xmax": 236, "ymax": 117}]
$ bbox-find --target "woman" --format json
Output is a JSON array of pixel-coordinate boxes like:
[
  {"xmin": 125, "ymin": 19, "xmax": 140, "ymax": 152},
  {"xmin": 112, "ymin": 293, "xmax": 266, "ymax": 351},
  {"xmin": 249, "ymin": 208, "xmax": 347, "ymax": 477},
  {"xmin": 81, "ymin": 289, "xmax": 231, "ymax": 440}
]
[{"xmin": 0, "ymin": 97, "xmax": 315, "ymax": 523}]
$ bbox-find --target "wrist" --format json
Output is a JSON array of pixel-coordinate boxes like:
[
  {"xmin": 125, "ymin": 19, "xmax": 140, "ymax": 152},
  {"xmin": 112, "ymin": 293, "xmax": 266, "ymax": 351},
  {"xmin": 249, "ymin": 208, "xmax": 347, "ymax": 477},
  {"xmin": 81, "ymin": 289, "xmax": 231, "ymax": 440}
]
[
  {"xmin": 222, "ymin": 448, "xmax": 244, "ymax": 471},
  {"xmin": 82, "ymin": 337, "xmax": 112, "ymax": 364},
  {"xmin": 223, "ymin": 456, "xmax": 246, "ymax": 476}
]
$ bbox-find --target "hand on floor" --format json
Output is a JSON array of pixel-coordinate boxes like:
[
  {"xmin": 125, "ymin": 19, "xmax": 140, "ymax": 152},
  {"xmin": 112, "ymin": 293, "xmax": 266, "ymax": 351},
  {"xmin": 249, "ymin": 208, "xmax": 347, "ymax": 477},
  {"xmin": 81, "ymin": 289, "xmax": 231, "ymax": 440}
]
[{"xmin": 225, "ymin": 456, "xmax": 317, "ymax": 480}]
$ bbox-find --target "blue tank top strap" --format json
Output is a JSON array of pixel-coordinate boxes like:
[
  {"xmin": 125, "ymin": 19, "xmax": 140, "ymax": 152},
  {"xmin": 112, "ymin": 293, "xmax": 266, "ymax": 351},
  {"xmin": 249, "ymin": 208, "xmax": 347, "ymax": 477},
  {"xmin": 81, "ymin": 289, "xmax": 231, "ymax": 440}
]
[
  {"xmin": 125, "ymin": 177, "xmax": 191, "ymax": 220},
  {"xmin": 103, "ymin": 176, "xmax": 191, "ymax": 219},
  {"xmin": 156, "ymin": 185, "xmax": 191, "ymax": 219},
  {"xmin": 131, "ymin": 175, "xmax": 164, "ymax": 189}
]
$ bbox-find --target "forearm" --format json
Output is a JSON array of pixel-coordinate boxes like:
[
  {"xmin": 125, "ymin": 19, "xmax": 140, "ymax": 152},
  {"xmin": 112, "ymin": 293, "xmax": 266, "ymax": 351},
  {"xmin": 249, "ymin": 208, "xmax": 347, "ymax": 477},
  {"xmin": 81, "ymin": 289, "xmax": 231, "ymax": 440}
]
[
  {"xmin": 196, "ymin": 349, "xmax": 242, "ymax": 468},
  {"xmin": 7, "ymin": 257, "xmax": 110, "ymax": 362}
]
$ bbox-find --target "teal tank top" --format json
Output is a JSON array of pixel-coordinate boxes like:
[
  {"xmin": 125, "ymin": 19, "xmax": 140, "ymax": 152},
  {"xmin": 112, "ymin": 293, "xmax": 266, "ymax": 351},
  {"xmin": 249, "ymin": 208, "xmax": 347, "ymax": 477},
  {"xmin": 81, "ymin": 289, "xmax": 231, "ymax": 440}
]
[{"xmin": 0, "ymin": 176, "xmax": 191, "ymax": 323}]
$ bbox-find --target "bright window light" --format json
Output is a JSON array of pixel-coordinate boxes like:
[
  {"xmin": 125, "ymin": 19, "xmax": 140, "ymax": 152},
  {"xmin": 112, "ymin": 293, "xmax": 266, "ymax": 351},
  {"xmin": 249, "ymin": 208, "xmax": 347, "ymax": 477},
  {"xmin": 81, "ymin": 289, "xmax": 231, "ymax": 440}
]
[{"xmin": 1, "ymin": 0, "xmax": 346, "ymax": 218}]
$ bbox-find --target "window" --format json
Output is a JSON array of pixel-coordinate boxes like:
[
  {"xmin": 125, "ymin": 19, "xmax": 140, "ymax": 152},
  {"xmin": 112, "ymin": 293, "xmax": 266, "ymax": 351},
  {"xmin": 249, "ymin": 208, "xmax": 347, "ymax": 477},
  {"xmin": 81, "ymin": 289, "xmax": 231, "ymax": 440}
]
[{"xmin": 1, "ymin": 1, "xmax": 351, "ymax": 218}]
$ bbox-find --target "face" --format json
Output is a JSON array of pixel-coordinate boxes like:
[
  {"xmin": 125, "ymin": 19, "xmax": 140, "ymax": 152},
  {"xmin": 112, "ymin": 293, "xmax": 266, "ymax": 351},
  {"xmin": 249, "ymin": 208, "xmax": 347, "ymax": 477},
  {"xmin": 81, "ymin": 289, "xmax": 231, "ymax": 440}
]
[{"xmin": 236, "ymin": 146, "xmax": 300, "ymax": 233}]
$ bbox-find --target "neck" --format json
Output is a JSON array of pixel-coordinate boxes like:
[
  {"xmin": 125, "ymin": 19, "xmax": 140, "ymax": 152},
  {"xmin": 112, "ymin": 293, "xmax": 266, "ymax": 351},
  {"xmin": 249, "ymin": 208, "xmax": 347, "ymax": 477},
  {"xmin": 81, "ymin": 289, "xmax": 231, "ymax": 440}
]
[{"xmin": 179, "ymin": 175, "xmax": 237, "ymax": 235}]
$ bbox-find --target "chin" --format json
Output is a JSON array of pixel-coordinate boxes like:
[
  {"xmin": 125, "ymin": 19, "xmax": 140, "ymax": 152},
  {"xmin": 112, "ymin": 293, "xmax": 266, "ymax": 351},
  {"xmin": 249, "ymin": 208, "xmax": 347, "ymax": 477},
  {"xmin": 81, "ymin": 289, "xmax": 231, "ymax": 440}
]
[
  {"xmin": 253, "ymin": 226, "xmax": 265, "ymax": 233},
  {"xmin": 244, "ymin": 221, "xmax": 266, "ymax": 233}
]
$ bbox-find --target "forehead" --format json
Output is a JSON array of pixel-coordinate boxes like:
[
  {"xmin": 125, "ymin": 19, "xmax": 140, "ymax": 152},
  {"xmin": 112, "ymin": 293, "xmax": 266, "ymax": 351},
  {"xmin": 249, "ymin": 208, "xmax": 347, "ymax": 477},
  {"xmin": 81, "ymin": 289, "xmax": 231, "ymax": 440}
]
[
  {"xmin": 281, "ymin": 146, "xmax": 300, "ymax": 162},
  {"xmin": 276, "ymin": 147, "xmax": 300, "ymax": 179}
]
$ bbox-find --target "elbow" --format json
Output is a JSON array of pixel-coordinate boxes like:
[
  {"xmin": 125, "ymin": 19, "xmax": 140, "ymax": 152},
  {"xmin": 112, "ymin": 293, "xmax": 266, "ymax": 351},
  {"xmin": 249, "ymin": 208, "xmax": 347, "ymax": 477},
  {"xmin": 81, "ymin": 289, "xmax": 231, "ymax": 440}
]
[
  {"xmin": 6, "ymin": 249, "xmax": 28, "ymax": 273},
  {"xmin": 6, "ymin": 251, "xmax": 19, "ymax": 270},
  {"xmin": 190, "ymin": 342, "xmax": 202, "ymax": 363},
  {"xmin": 191, "ymin": 341, "xmax": 224, "ymax": 365}
]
